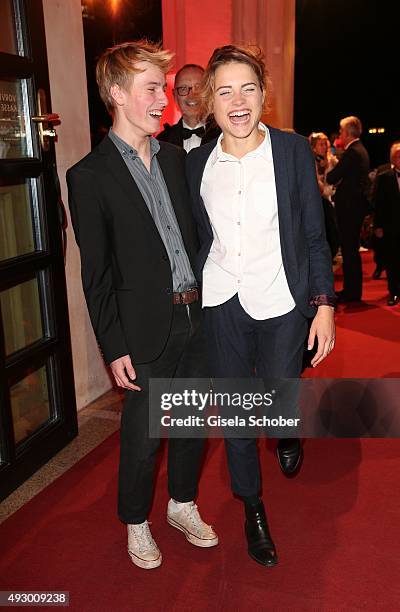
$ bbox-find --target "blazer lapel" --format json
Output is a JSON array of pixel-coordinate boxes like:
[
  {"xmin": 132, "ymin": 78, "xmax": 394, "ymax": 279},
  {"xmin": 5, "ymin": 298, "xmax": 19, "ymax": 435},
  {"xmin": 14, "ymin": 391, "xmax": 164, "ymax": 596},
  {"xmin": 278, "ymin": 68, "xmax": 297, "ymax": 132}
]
[
  {"xmin": 190, "ymin": 140, "xmax": 216, "ymax": 232},
  {"xmin": 99, "ymin": 136, "xmax": 163, "ymax": 244},
  {"xmin": 156, "ymin": 143, "xmax": 191, "ymax": 247},
  {"xmin": 268, "ymin": 126, "xmax": 298, "ymax": 281},
  {"xmin": 176, "ymin": 118, "xmax": 184, "ymax": 147}
]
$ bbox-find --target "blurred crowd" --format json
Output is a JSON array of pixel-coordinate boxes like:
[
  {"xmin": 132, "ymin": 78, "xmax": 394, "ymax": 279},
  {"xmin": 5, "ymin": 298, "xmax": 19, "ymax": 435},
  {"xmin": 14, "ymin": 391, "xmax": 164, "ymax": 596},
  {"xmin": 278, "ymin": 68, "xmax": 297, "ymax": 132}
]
[{"xmin": 308, "ymin": 123, "xmax": 400, "ymax": 306}]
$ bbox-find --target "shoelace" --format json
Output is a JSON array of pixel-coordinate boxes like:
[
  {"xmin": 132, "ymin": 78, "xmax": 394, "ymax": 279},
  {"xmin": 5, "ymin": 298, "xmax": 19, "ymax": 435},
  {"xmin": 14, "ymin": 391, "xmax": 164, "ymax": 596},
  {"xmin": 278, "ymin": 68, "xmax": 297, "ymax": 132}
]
[
  {"xmin": 182, "ymin": 504, "xmax": 214, "ymax": 535},
  {"xmin": 129, "ymin": 521, "xmax": 157, "ymax": 554}
]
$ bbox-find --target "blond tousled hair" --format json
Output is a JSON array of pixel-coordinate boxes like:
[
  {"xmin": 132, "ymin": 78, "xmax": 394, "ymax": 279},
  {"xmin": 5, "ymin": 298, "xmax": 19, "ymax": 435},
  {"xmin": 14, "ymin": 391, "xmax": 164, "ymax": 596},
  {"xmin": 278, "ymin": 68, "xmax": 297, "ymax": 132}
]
[{"xmin": 96, "ymin": 40, "xmax": 173, "ymax": 113}]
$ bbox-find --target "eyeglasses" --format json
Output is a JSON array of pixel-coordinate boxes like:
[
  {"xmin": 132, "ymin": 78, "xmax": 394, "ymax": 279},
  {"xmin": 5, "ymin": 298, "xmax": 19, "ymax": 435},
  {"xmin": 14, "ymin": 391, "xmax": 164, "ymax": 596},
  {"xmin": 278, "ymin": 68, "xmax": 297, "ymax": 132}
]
[{"xmin": 174, "ymin": 84, "xmax": 201, "ymax": 97}]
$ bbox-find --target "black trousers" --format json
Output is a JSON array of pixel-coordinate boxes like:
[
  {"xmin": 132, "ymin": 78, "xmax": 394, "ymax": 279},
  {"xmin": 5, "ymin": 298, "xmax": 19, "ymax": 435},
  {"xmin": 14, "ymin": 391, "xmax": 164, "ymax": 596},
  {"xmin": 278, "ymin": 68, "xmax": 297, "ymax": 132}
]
[
  {"xmin": 118, "ymin": 301, "xmax": 207, "ymax": 524},
  {"xmin": 204, "ymin": 295, "xmax": 308, "ymax": 497},
  {"xmin": 384, "ymin": 234, "xmax": 400, "ymax": 295},
  {"xmin": 336, "ymin": 206, "xmax": 365, "ymax": 300}
]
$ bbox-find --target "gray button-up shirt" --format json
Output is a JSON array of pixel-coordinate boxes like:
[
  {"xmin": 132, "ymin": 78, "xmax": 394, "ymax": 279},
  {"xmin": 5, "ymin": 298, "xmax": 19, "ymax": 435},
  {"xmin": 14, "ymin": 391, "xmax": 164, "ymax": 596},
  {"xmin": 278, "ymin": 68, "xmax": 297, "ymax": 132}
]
[{"xmin": 108, "ymin": 129, "xmax": 196, "ymax": 292}]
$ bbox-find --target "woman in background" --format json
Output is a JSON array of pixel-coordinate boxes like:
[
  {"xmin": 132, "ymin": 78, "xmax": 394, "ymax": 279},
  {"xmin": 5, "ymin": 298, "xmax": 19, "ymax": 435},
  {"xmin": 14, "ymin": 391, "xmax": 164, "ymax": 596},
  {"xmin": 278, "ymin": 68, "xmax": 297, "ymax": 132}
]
[{"xmin": 309, "ymin": 132, "xmax": 340, "ymax": 259}]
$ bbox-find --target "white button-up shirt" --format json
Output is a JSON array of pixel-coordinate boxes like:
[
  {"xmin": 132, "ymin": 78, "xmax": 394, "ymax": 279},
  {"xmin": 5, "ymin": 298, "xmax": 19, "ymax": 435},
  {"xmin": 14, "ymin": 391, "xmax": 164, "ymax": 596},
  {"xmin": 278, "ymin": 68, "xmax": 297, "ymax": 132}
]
[{"xmin": 201, "ymin": 123, "xmax": 295, "ymax": 319}]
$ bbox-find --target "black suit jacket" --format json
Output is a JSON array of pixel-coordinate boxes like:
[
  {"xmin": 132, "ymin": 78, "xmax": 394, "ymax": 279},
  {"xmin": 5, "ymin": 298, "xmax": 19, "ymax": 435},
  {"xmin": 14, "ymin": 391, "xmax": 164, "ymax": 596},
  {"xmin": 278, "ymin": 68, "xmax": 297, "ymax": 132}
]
[
  {"xmin": 326, "ymin": 140, "xmax": 370, "ymax": 216},
  {"xmin": 374, "ymin": 169, "xmax": 400, "ymax": 236},
  {"xmin": 66, "ymin": 136, "xmax": 198, "ymax": 365},
  {"xmin": 157, "ymin": 117, "xmax": 221, "ymax": 148},
  {"xmin": 186, "ymin": 126, "xmax": 335, "ymax": 319}
]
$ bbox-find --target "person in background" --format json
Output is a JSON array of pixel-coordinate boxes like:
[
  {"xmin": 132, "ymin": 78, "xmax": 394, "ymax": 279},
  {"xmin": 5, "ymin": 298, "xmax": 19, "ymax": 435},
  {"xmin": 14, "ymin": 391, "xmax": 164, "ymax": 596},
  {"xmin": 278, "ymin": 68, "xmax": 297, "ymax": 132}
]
[
  {"xmin": 369, "ymin": 160, "xmax": 391, "ymax": 279},
  {"xmin": 309, "ymin": 132, "xmax": 339, "ymax": 259},
  {"xmin": 333, "ymin": 136, "xmax": 345, "ymax": 159},
  {"xmin": 158, "ymin": 63, "xmax": 220, "ymax": 150},
  {"xmin": 326, "ymin": 116, "xmax": 370, "ymax": 303},
  {"xmin": 186, "ymin": 44, "xmax": 335, "ymax": 568},
  {"xmin": 67, "ymin": 41, "xmax": 218, "ymax": 571},
  {"xmin": 373, "ymin": 142, "xmax": 400, "ymax": 305}
]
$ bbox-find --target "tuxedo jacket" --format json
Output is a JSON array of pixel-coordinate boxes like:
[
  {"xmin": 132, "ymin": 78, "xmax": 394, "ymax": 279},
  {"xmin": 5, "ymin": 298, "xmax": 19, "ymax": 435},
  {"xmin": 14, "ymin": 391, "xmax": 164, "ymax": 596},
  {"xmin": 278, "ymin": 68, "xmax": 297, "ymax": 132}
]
[
  {"xmin": 374, "ymin": 168, "xmax": 400, "ymax": 236},
  {"xmin": 66, "ymin": 135, "xmax": 198, "ymax": 365},
  {"xmin": 185, "ymin": 126, "xmax": 335, "ymax": 319},
  {"xmin": 157, "ymin": 117, "xmax": 221, "ymax": 148},
  {"xmin": 326, "ymin": 140, "xmax": 370, "ymax": 217}
]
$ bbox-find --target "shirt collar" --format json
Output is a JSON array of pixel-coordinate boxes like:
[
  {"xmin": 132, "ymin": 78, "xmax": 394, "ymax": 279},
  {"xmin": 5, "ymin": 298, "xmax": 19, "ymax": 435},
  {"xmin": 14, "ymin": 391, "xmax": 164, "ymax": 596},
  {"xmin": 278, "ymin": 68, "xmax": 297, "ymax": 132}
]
[
  {"xmin": 182, "ymin": 119, "xmax": 206, "ymax": 130},
  {"xmin": 210, "ymin": 122, "xmax": 272, "ymax": 165},
  {"xmin": 344, "ymin": 138, "xmax": 360, "ymax": 150},
  {"xmin": 108, "ymin": 128, "xmax": 160, "ymax": 158}
]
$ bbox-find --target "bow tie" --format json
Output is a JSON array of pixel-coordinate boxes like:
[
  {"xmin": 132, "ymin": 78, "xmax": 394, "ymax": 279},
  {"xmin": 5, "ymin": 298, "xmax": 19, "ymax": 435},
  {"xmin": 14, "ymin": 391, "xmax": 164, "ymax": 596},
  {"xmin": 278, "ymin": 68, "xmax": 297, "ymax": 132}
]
[{"xmin": 182, "ymin": 126, "xmax": 206, "ymax": 140}]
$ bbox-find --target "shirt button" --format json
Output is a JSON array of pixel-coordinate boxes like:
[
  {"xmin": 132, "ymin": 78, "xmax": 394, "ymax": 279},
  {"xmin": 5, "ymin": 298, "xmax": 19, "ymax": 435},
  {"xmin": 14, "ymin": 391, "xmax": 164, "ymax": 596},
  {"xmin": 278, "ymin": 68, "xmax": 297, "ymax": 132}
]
[
  {"xmin": 167, "ymin": 225, "xmax": 171, "ymax": 230},
  {"xmin": 238, "ymin": 190, "xmax": 242, "ymax": 195},
  {"xmin": 238, "ymin": 253, "xmax": 241, "ymax": 256},
  {"xmin": 165, "ymin": 287, "xmax": 172, "ymax": 294},
  {"xmin": 237, "ymin": 221, "xmax": 240, "ymax": 226},
  {"xmin": 175, "ymin": 249, "xmax": 179, "ymax": 254},
  {"xmin": 237, "ymin": 280, "xmax": 241, "ymax": 284}
]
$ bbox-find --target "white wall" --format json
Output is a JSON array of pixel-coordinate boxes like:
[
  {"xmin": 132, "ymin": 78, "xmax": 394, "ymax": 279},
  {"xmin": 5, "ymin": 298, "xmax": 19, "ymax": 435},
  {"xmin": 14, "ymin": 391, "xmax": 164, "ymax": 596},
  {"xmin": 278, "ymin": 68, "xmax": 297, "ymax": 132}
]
[{"xmin": 42, "ymin": 0, "xmax": 111, "ymax": 409}]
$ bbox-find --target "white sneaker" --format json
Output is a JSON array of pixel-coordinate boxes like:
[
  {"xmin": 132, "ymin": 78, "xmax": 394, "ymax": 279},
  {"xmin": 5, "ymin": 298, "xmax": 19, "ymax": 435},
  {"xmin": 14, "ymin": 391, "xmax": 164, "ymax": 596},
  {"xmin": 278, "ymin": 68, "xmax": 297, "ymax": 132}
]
[
  {"xmin": 127, "ymin": 521, "xmax": 162, "ymax": 569},
  {"xmin": 167, "ymin": 500, "xmax": 219, "ymax": 548}
]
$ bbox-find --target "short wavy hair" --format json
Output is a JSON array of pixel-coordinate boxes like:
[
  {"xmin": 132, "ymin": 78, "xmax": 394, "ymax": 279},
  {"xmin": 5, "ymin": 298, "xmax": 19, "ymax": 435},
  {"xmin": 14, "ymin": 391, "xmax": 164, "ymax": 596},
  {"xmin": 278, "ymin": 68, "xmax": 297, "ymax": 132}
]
[
  {"xmin": 340, "ymin": 116, "xmax": 362, "ymax": 138},
  {"xmin": 200, "ymin": 44, "xmax": 271, "ymax": 119},
  {"xmin": 96, "ymin": 40, "xmax": 173, "ymax": 114}
]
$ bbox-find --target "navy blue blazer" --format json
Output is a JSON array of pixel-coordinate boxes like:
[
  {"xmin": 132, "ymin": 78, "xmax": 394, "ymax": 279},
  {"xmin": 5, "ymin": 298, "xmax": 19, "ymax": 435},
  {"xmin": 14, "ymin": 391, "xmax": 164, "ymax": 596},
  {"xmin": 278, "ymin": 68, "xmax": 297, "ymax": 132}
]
[{"xmin": 185, "ymin": 125, "xmax": 335, "ymax": 319}]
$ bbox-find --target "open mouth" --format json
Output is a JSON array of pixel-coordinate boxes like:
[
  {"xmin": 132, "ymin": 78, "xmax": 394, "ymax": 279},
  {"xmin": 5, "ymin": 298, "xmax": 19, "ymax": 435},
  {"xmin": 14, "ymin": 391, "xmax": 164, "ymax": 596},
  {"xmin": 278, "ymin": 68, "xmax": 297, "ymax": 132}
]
[
  {"xmin": 228, "ymin": 110, "xmax": 250, "ymax": 125},
  {"xmin": 149, "ymin": 109, "xmax": 164, "ymax": 120},
  {"xmin": 185, "ymin": 100, "xmax": 198, "ymax": 107}
]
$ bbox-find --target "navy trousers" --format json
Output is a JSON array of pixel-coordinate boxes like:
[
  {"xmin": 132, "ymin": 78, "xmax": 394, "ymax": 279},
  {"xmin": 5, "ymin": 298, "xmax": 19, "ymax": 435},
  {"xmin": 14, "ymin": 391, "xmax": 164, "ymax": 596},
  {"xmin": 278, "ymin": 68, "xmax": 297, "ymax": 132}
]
[{"xmin": 204, "ymin": 294, "xmax": 308, "ymax": 496}]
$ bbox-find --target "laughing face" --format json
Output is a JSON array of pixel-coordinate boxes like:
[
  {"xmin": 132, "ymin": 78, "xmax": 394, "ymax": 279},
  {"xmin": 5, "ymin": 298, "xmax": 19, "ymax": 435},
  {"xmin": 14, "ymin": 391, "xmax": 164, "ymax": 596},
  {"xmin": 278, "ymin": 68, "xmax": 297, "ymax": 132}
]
[
  {"xmin": 212, "ymin": 61, "xmax": 264, "ymax": 145},
  {"xmin": 110, "ymin": 61, "xmax": 168, "ymax": 138},
  {"xmin": 173, "ymin": 66, "xmax": 204, "ymax": 127}
]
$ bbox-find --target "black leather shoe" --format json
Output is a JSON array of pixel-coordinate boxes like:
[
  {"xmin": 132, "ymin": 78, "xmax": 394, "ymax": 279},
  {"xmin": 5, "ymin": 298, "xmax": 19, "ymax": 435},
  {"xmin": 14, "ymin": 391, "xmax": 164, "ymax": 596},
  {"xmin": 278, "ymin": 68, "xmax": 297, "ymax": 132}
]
[
  {"xmin": 387, "ymin": 294, "xmax": 399, "ymax": 306},
  {"xmin": 244, "ymin": 501, "xmax": 278, "ymax": 567},
  {"xmin": 277, "ymin": 438, "xmax": 303, "ymax": 476}
]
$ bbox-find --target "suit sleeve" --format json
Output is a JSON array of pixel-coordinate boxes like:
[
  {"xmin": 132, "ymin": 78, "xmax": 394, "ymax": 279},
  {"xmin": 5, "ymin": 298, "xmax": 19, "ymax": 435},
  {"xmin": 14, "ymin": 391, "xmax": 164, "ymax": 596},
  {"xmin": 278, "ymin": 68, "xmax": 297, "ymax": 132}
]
[
  {"xmin": 373, "ymin": 173, "xmax": 387, "ymax": 230},
  {"xmin": 296, "ymin": 137, "xmax": 336, "ymax": 303},
  {"xmin": 66, "ymin": 166, "xmax": 129, "ymax": 365},
  {"xmin": 326, "ymin": 148, "xmax": 354, "ymax": 185}
]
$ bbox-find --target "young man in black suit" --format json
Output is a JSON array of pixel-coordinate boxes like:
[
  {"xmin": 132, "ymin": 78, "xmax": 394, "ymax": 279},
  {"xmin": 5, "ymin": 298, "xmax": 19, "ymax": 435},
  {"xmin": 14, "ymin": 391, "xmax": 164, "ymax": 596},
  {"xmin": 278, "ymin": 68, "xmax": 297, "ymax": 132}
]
[
  {"xmin": 67, "ymin": 41, "xmax": 218, "ymax": 570},
  {"xmin": 326, "ymin": 116, "xmax": 370, "ymax": 303},
  {"xmin": 158, "ymin": 63, "xmax": 220, "ymax": 150},
  {"xmin": 186, "ymin": 45, "xmax": 336, "ymax": 567},
  {"xmin": 374, "ymin": 142, "xmax": 400, "ymax": 305}
]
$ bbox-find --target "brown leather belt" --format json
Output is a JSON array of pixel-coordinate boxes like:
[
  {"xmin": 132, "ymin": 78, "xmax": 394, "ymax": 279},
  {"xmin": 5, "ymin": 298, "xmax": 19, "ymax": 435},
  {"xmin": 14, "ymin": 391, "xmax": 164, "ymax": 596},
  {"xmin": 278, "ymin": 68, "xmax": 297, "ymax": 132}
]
[{"xmin": 173, "ymin": 288, "xmax": 199, "ymax": 305}]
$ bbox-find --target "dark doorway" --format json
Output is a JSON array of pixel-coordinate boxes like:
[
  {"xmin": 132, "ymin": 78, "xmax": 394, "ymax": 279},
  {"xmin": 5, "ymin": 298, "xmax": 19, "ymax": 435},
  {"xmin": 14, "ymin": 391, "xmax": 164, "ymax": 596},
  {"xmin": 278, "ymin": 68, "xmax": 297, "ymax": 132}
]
[{"xmin": 0, "ymin": 0, "xmax": 77, "ymax": 501}]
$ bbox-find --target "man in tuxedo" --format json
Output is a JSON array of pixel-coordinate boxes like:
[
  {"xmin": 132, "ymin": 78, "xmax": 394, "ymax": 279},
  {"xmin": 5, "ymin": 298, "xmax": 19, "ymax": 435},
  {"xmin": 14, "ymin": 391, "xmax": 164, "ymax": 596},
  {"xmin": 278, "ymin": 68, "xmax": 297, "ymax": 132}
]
[
  {"xmin": 157, "ymin": 63, "xmax": 220, "ymax": 150},
  {"xmin": 186, "ymin": 45, "xmax": 336, "ymax": 567},
  {"xmin": 67, "ymin": 41, "xmax": 218, "ymax": 570},
  {"xmin": 374, "ymin": 142, "xmax": 400, "ymax": 305},
  {"xmin": 326, "ymin": 116, "xmax": 370, "ymax": 302}
]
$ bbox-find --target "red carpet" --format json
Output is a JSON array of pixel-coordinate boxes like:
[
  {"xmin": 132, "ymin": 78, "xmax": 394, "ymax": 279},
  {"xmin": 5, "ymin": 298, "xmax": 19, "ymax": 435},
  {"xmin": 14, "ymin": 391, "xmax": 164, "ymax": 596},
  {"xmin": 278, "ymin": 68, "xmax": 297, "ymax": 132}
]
[{"xmin": 1, "ymin": 251, "xmax": 400, "ymax": 611}]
